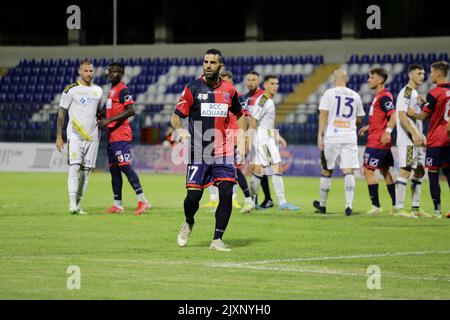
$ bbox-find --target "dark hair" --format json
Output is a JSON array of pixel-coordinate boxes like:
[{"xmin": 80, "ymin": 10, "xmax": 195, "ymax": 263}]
[
  {"xmin": 204, "ymin": 48, "xmax": 223, "ymax": 63},
  {"xmin": 79, "ymin": 59, "xmax": 93, "ymax": 68},
  {"xmin": 220, "ymin": 70, "xmax": 233, "ymax": 80},
  {"xmin": 246, "ymin": 70, "xmax": 260, "ymax": 77},
  {"xmin": 264, "ymin": 74, "xmax": 278, "ymax": 82},
  {"xmin": 408, "ymin": 64, "xmax": 424, "ymax": 73},
  {"xmin": 370, "ymin": 67, "xmax": 388, "ymax": 83},
  {"xmin": 430, "ymin": 61, "xmax": 449, "ymax": 77},
  {"xmin": 108, "ymin": 62, "xmax": 125, "ymax": 73}
]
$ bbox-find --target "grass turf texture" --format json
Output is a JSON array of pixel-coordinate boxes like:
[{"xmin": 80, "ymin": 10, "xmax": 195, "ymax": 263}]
[{"xmin": 0, "ymin": 172, "xmax": 449, "ymax": 299}]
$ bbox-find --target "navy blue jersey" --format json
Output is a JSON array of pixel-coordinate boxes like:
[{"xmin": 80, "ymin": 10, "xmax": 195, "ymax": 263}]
[{"xmin": 174, "ymin": 76, "xmax": 242, "ymax": 163}]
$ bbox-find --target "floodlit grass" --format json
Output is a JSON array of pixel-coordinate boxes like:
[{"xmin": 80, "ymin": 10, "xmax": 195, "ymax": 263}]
[{"xmin": 0, "ymin": 172, "xmax": 449, "ymax": 299}]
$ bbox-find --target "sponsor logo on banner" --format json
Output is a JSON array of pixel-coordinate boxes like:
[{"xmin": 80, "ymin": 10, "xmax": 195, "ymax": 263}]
[{"xmin": 200, "ymin": 103, "xmax": 228, "ymax": 117}]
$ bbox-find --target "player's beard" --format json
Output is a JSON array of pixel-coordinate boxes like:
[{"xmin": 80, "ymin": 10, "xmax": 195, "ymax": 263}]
[{"xmin": 204, "ymin": 69, "xmax": 220, "ymax": 83}]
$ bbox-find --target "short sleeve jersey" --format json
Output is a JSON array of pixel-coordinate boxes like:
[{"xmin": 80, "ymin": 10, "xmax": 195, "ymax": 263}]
[
  {"xmin": 318, "ymin": 86, "xmax": 365, "ymax": 144},
  {"xmin": 174, "ymin": 76, "xmax": 243, "ymax": 162},
  {"xmin": 395, "ymin": 86, "xmax": 424, "ymax": 146},
  {"xmin": 367, "ymin": 88, "xmax": 395, "ymax": 150},
  {"xmin": 106, "ymin": 81, "xmax": 134, "ymax": 143},
  {"xmin": 59, "ymin": 82, "xmax": 103, "ymax": 142},
  {"xmin": 423, "ymin": 83, "xmax": 450, "ymax": 147}
]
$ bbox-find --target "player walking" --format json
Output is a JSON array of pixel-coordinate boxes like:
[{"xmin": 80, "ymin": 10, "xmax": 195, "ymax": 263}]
[
  {"xmin": 172, "ymin": 49, "xmax": 246, "ymax": 252},
  {"xmin": 313, "ymin": 69, "xmax": 365, "ymax": 216},
  {"xmin": 56, "ymin": 59, "xmax": 103, "ymax": 215},
  {"xmin": 98, "ymin": 62, "xmax": 151, "ymax": 215}
]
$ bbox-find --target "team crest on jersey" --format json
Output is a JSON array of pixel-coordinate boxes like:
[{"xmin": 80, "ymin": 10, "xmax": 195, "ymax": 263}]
[
  {"xmin": 224, "ymin": 92, "xmax": 230, "ymax": 103},
  {"xmin": 124, "ymin": 95, "xmax": 132, "ymax": 102},
  {"xmin": 198, "ymin": 93, "xmax": 208, "ymax": 100}
]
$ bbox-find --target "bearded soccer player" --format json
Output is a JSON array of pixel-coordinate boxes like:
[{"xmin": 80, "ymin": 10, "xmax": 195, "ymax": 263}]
[
  {"xmin": 56, "ymin": 59, "xmax": 103, "ymax": 215},
  {"xmin": 407, "ymin": 61, "xmax": 450, "ymax": 219},
  {"xmin": 240, "ymin": 71, "xmax": 274, "ymax": 209},
  {"xmin": 394, "ymin": 64, "xmax": 431, "ymax": 218},
  {"xmin": 98, "ymin": 62, "xmax": 151, "ymax": 215},
  {"xmin": 171, "ymin": 49, "xmax": 246, "ymax": 252},
  {"xmin": 358, "ymin": 67, "xmax": 399, "ymax": 216}
]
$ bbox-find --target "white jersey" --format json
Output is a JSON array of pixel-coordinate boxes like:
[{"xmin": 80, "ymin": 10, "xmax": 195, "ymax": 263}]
[
  {"xmin": 59, "ymin": 82, "xmax": 103, "ymax": 142},
  {"xmin": 251, "ymin": 93, "xmax": 276, "ymax": 138},
  {"xmin": 395, "ymin": 85, "xmax": 424, "ymax": 146},
  {"xmin": 319, "ymin": 86, "xmax": 365, "ymax": 144}
]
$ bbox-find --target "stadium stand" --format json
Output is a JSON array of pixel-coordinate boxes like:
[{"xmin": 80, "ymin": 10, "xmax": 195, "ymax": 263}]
[
  {"xmin": 0, "ymin": 55, "xmax": 323, "ymax": 143},
  {"xmin": 0, "ymin": 52, "xmax": 448, "ymax": 144}
]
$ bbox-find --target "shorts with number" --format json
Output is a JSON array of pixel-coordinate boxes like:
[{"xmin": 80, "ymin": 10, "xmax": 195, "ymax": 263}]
[
  {"xmin": 416, "ymin": 146, "xmax": 426, "ymax": 166},
  {"xmin": 253, "ymin": 136, "xmax": 281, "ymax": 167},
  {"xmin": 363, "ymin": 147, "xmax": 394, "ymax": 170},
  {"xmin": 186, "ymin": 161, "xmax": 237, "ymax": 189},
  {"xmin": 425, "ymin": 146, "xmax": 450, "ymax": 170},
  {"xmin": 322, "ymin": 143, "xmax": 359, "ymax": 170},
  {"xmin": 107, "ymin": 141, "xmax": 132, "ymax": 167},
  {"xmin": 67, "ymin": 136, "xmax": 99, "ymax": 168},
  {"xmin": 397, "ymin": 145, "xmax": 422, "ymax": 169}
]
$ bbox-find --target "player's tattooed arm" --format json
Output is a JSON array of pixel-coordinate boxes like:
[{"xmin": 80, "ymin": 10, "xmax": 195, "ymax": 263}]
[{"xmin": 56, "ymin": 107, "xmax": 67, "ymax": 152}]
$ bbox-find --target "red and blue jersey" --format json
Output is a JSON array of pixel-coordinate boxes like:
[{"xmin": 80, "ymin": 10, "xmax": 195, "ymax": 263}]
[
  {"xmin": 106, "ymin": 81, "xmax": 134, "ymax": 143},
  {"xmin": 367, "ymin": 88, "xmax": 395, "ymax": 150},
  {"xmin": 174, "ymin": 76, "xmax": 243, "ymax": 162},
  {"xmin": 423, "ymin": 83, "xmax": 450, "ymax": 148}
]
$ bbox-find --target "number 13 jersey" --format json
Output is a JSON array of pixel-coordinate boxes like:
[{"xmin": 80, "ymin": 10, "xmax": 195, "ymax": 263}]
[{"xmin": 319, "ymin": 86, "xmax": 365, "ymax": 144}]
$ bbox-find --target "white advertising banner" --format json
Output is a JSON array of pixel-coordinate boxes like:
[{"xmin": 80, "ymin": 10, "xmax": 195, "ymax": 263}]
[{"xmin": 0, "ymin": 143, "xmax": 68, "ymax": 172}]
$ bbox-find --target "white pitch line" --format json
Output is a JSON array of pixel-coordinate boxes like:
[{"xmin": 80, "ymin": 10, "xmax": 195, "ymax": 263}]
[
  {"xmin": 211, "ymin": 249, "xmax": 450, "ymax": 268},
  {"xmin": 222, "ymin": 264, "xmax": 450, "ymax": 283}
]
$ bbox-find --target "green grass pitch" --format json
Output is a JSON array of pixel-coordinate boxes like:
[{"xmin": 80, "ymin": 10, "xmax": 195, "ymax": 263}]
[{"xmin": 0, "ymin": 171, "xmax": 449, "ymax": 299}]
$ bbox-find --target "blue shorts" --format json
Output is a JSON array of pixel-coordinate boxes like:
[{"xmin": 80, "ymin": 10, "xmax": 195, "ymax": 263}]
[
  {"xmin": 107, "ymin": 141, "xmax": 132, "ymax": 167},
  {"xmin": 425, "ymin": 146, "xmax": 450, "ymax": 170},
  {"xmin": 186, "ymin": 162, "xmax": 237, "ymax": 189},
  {"xmin": 363, "ymin": 147, "xmax": 393, "ymax": 170}
]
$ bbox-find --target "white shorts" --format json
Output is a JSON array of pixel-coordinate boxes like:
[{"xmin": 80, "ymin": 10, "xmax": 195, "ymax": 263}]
[
  {"xmin": 397, "ymin": 145, "xmax": 425, "ymax": 169},
  {"xmin": 253, "ymin": 135, "xmax": 281, "ymax": 167},
  {"xmin": 67, "ymin": 136, "xmax": 99, "ymax": 168},
  {"xmin": 322, "ymin": 143, "xmax": 359, "ymax": 170}
]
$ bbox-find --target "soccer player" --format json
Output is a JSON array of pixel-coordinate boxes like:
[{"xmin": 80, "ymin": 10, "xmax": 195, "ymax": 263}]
[
  {"xmin": 394, "ymin": 64, "xmax": 431, "ymax": 218},
  {"xmin": 56, "ymin": 59, "xmax": 103, "ymax": 215},
  {"xmin": 202, "ymin": 70, "xmax": 252, "ymax": 211},
  {"xmin": 313, "ymin": 69, "xmax": 365, "ymax": 216},
  {"xmin": 240, "ymin": 71, "xmax": 274, "ymax": 209},
  {"xmin": 97, "ymin": 62, "xmax": 151, "ymax": 216},
  {"xmin": 248, "ymin": 75, "xmax": 300, "ymax": 212},
  {"xmin": 358, "ymin": 67, "xmax": 398, "ymax": 216},
  {"xmin": 171, "ymin": 49, "xmax": 246, "ymax": 252},
  {"xmin": 407, "ymin": 61, "xmax": 450, "ymax": 219}
]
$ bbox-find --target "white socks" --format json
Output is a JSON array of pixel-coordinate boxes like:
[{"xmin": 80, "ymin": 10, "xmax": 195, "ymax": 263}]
[
  {"xmin": 250, "ymin": 174, "xmax": 262, "ymax": 201},
  {"xmin": 319, "ymin": 176, "xmax": 331, "ymax": 207},
  {"xmin": 411, "ymin": 178, "xmax": 422, "ymax": 208},
  {"xmin": 232, "ymin": 184, "xmax": 238, "ymax": 199},
  {"xmin": 344, "ymin": 174, "xmax": 355, "ymax": 209},
  {"xmin": 209, "ymin": 185, "xmax": 219, "ymax": 202},
  {"xmin": 76, "ymin": 166, "xmax": 91, "ymax": 208},
  {"xmin": 272, "ymin": 174, "xmax": 287, "ymax": 206},
  {"xmin": 396, "ymin": 177, "xmax": 408, "ymax": 209},
  {"xmin": 68, "ymin": 164, "xmax": 80, "ymax": 210}
]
